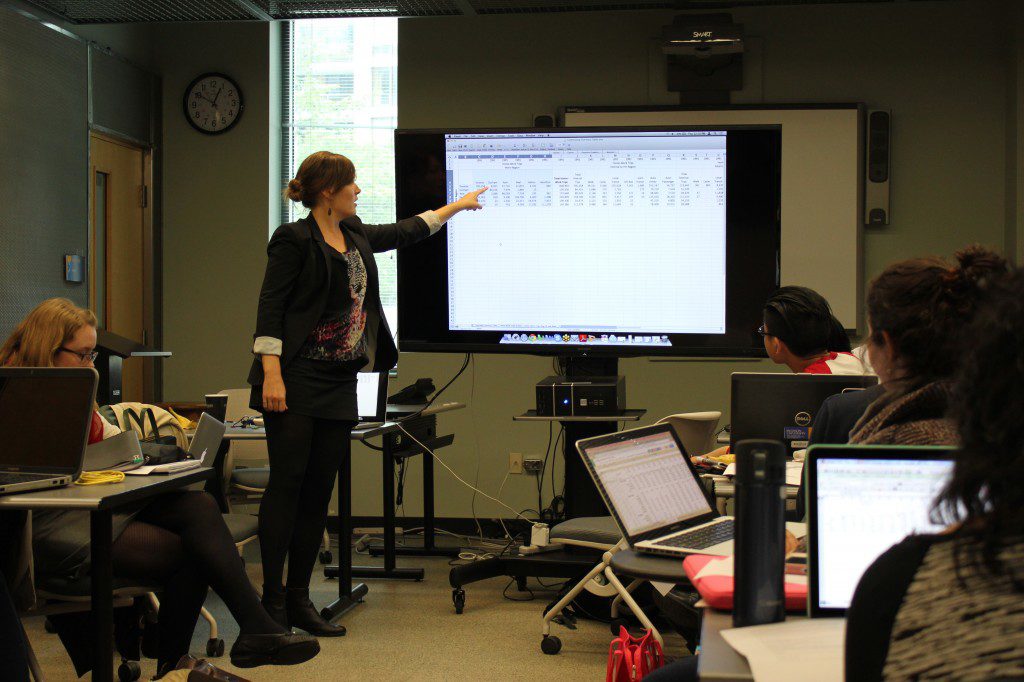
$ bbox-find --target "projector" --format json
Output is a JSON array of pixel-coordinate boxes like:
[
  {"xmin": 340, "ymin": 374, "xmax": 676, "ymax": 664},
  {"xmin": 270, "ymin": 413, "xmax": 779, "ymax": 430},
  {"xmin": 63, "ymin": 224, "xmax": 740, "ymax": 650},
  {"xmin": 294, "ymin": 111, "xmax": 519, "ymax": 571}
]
[{"xmin": 535, "ymin": 376, "xmax": 626, "ymax": 417}]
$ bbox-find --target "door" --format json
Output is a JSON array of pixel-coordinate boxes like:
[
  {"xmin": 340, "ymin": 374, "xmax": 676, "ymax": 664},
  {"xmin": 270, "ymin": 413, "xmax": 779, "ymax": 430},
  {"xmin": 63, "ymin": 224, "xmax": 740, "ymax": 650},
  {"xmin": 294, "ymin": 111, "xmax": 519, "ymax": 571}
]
[{"xmin": 90, "ymin": 134, "xmax": 147, "ymax": 403}]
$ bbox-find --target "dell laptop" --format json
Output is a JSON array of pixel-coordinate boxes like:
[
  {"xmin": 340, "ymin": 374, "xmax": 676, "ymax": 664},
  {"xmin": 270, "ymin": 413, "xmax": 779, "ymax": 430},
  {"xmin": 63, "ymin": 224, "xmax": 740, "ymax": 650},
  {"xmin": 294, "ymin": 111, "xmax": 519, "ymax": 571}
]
[
  {"xmin": 0, "ymin": 367, "xmax": 97, "ymax": 495},
  {"xmin": 576, "ymin": 423, "xmax": 736, "ymax": 557},
  {"xmin": 806, "ymin": 444, "xmax": 954, "ymax": 617},
  {"xmin": 730, "ymin": 372, "xmax": 878, "ymax": 456}
]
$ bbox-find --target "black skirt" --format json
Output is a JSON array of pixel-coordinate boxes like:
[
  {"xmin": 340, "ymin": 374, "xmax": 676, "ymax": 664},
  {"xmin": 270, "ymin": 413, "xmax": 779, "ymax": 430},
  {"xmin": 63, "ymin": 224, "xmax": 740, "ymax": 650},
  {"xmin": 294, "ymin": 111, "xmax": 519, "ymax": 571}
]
[{"xmin": 250, "ymin": 356, "xmax": 362, "ymax": 421}]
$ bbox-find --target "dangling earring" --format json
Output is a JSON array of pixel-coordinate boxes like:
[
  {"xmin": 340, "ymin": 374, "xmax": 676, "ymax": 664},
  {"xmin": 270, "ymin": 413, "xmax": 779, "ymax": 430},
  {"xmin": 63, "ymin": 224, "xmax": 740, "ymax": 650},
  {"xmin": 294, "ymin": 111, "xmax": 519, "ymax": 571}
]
[{"xmin": 327, "ymin": 207, "xmax": 332, "ymax": 216}]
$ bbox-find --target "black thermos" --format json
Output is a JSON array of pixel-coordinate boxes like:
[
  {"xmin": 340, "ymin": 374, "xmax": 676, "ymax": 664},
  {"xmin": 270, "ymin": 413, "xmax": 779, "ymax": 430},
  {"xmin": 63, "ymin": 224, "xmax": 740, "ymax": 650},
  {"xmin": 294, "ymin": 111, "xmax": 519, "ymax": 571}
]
[{"xmin": 733, "ymin": 439, "xmax": 787, "ymax": 627}]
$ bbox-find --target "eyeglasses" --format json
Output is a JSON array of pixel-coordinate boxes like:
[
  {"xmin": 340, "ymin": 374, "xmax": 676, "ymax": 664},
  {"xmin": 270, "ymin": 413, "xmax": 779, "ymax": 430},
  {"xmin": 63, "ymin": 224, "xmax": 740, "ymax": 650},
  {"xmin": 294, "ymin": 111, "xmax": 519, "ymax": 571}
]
[
  {"xmin": 58, "ymin": 347, "xmax": 99, "ymax": 364},
  {"xmin": 756, "ymin": 324, "xmax": 770, "ymax": 338}
]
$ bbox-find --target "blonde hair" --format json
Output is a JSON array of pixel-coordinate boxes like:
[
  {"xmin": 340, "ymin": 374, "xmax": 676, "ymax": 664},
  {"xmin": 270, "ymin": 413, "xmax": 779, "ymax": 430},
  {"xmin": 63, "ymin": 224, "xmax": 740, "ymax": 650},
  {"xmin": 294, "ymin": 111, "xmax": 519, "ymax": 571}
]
[{"xmin": 0, "ymin": 298, "xmax": 98, "ymax": 368}]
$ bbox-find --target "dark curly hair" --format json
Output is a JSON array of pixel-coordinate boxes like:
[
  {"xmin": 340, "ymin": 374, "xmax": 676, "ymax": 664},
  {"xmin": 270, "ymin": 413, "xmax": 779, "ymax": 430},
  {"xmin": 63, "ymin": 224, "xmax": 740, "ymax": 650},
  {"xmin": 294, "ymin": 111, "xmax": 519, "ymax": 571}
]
[
  {"xmin": 866, "ymin": 245, "xmax": 1009, "ymax": 389},
  {"xmin": 763, "ymin": 286, "xmax": 850, "ymax": 357},
  {"xmin": 935, "ymin": 267, "xmax": 1024, "ymax": 582}
]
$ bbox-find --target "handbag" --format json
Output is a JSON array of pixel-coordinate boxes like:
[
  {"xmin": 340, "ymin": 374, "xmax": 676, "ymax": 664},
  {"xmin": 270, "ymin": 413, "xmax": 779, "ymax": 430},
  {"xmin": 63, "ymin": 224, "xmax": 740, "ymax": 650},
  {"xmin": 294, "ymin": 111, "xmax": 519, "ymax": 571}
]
[{"xmin": 606, "ymin": 626, "xmax": 665, "ymax": 682}]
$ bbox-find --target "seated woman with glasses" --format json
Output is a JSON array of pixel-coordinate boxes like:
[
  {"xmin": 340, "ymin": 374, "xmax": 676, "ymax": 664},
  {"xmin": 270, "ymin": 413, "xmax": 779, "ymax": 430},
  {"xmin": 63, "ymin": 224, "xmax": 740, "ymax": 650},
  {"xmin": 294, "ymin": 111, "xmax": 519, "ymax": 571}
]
[
  {"xmin": 758, "ymin": 285, "xmax": 863, "ymax": 375},
  {"xmin": 0, "ymin": 298, "xmax": 319, "ymax": 677}
]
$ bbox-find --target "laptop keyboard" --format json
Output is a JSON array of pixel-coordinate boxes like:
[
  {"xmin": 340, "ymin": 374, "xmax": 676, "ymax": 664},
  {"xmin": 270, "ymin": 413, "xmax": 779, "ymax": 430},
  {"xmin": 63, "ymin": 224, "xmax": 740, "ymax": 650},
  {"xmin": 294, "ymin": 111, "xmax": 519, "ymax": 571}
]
[
  {"xmin": 0, "ymin": 472, "xmax": 53, "ymax": 486},
  {"xmin": 659, "ymin": 520, "xmax": 735, "ymax": 550}
]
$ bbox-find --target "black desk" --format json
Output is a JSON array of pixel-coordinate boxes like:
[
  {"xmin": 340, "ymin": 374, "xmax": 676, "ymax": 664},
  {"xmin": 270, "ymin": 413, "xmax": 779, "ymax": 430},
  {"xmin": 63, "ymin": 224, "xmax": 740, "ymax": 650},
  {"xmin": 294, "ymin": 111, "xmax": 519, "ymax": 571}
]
[
  {"xmin": 0, "ymin": 468, "xmax": 213, "ymax": 682},
  {"xmin": 222, "ymin": 402, "xmax": 463, "ymax": 621}
]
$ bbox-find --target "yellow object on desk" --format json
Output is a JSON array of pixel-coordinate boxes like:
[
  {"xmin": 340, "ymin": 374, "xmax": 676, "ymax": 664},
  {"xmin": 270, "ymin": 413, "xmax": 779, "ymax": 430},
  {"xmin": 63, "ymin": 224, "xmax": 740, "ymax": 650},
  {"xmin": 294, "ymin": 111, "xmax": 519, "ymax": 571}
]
[{"xmin": 75, "ymin": 470, "xmax": 126, "ymax": 485}]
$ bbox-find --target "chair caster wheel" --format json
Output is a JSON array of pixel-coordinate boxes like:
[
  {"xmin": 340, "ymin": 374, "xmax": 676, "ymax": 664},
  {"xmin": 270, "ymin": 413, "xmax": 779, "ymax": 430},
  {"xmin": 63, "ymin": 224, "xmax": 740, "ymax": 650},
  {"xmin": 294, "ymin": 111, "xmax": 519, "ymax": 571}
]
[
  {"xmin": 117, "ymin": 660, "xmax": 141, "ymax": 682},
  {"xmin": 541, "ymin": 635, "xmax": 562, "ymax": 655},
  {"xmin": 453, "ymin": 588, "xmax": 466, "ymax": 614},
  {"xmin": 206, "ymin": 637, "xmax": 225, "ymax": 657},
  {"xmin": 319, "ymin": 550, "xmax": 333, "ymax": 564},
  {"xmin": 610, "ymin": 618, "xmax": 629, "ymax": 636}
]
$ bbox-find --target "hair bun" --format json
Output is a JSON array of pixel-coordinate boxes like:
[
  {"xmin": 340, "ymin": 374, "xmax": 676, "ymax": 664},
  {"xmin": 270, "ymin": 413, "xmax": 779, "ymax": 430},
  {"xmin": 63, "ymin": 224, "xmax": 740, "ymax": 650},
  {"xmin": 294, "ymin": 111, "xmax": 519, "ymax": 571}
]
[
  {"xmin": 285, "ymin": 178, "xmax": 303, "ymax": 202},
  {"xmin": 954, "ymin": 245, "xmax": 1009, "ymax": 291}
]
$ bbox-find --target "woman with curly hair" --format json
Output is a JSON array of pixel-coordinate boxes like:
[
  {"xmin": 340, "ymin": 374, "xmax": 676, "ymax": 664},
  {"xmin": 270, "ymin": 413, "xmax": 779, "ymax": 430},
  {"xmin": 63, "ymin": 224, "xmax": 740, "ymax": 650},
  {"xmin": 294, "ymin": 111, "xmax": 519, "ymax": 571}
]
[
  {"xmin": 849, "ymin": 245, "xmax": 1009, "ymax": 445},
  {"xmin": 846, "ymin": 266, "xmax": 1024, "ymax": 680}
]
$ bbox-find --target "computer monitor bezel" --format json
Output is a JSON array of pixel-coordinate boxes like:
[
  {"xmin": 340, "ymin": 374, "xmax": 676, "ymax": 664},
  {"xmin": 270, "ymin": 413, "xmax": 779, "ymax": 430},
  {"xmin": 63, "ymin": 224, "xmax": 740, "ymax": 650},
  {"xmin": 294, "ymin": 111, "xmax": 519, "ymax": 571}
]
[
  {"xmin": 395, "ymin": 124, "xmax": 782, "ymax": 359},
  {"xmin": 805, "ymin": 443, "xmax": 956, "ymax": 618},
  {"xmin": 576, "ymin": 422, "xmax": 719, "ymax": 544}
]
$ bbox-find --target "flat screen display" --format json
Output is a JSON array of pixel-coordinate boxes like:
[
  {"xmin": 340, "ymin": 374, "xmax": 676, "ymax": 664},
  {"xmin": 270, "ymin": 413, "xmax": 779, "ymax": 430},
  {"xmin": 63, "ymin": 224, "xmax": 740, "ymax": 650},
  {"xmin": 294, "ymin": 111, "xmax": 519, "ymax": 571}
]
[{"xmin": 396, "ymin": 126, "xmax": 780, "ymax": 357}]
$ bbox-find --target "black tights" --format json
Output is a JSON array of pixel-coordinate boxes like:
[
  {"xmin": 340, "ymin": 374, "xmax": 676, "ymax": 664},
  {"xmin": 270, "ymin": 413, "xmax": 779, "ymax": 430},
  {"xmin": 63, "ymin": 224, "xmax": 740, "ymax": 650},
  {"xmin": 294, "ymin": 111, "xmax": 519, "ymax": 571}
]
[
  {"xmin": 112, "ymin": 491, "xmax": 281, "ymax": 668},
  {"xmin": 259, "ymin": 412, "xmax": 353, "ymax": 591}
]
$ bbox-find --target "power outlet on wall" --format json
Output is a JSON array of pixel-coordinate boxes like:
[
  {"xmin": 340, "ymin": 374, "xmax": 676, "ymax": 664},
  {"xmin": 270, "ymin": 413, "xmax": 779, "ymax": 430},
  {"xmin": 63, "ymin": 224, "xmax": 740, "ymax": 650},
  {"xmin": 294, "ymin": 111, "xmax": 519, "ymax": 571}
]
[
  {"xmin": 523, "ymin": 458, "xmax": 543, "ymax": 475},
  {"xmin": 509, "ymin": 452, "xmax": 524, "ymax": 475}
]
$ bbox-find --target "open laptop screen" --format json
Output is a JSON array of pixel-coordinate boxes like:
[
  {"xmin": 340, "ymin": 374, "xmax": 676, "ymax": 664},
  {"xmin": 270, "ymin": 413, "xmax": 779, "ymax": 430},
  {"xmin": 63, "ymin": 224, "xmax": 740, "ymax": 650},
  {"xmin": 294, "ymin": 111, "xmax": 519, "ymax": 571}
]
[
  {"xmin": 585, "ymin": 429, "xmax": 714, "ymax": 537},
  {"xmin": 356, "ymin": 373, "xmax": 387, "ymax": 422},
  {"xmin": 0, "ymin": 368, "xmax": 96, "ymax": 473},
  {"xmin": 811, "ymin": 452, "xmax": 952, "ymax": 614}
]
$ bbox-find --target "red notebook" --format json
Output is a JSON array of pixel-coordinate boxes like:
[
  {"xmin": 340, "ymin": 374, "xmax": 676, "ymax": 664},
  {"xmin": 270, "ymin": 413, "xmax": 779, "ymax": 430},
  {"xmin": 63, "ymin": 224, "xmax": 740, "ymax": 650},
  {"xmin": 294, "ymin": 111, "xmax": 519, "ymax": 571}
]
[{"xmin": 682, "ymin": 555, "xmax": 808, "ymax": 612}]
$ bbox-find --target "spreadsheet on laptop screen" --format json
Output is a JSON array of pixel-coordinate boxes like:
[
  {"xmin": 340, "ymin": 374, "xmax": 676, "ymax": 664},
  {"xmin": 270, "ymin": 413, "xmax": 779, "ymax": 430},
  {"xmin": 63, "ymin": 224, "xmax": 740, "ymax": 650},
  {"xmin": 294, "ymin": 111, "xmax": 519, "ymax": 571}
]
[
  {"xmin": 815, "ymin": 458, "xmax": 953, "ymax": 610},
  {"xmin": 443, "ymin": 131, "xmax": 727, "ymax": 335},
  {"xmin": 588, "ymin": 431, "xmax": 713, "ymax": 537},
  {"xmin": 356, "ymin": 373, "xmax": 381, "ymax": 419}
]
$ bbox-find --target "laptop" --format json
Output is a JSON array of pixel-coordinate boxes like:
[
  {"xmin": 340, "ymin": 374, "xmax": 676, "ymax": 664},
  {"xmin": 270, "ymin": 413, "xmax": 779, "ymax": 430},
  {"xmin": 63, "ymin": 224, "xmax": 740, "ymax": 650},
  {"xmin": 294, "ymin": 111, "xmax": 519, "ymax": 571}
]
[
  {"xmin": 85, "ymin": 430, "xmax": 145, "ymax": 471},
  {"xmin": 0, "ymin": 367, "xmax": 97, "ymax": 495},
  {"xmin": 355, "ymin": 372, "xmax": 389, "ymax": 427},
  {"xmin": 730, "ymin": 373, "xmax": 878, "ymax": 456},
  {"xmin": 127, "ymin": 412, "xmax": 226, "ymax": 475},
  {"xmin": 576, "ymin": 423, "xmax": 736, "ymax": 557},
  {"xmin": 806, "ymin": 444, "xmax": 954, "ymax": 617}
]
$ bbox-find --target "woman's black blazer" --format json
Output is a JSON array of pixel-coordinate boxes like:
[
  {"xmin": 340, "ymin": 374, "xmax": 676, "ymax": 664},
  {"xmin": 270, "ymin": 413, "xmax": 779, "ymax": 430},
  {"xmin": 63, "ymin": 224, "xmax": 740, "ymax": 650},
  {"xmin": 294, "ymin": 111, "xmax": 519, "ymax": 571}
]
[{"xmin": 247, "ymin": 212, "xmax": 430, "ymax": 386}]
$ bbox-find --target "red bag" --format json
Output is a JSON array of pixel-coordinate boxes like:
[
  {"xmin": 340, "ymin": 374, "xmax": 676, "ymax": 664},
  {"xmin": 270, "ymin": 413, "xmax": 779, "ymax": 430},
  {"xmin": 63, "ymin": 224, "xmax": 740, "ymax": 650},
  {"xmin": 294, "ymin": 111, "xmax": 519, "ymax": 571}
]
[{"xmin": 606, "ymin": 626, "xmax": 664, "ymax": 682}]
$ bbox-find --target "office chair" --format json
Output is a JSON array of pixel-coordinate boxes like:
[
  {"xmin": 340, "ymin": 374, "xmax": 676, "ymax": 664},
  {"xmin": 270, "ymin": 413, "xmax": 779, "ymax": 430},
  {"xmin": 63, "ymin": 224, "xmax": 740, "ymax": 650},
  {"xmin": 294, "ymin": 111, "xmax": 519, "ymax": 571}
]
[
  {"xmin": 220, "ymin": 389, "xmax": 332, "ymax": 564},
  {"xmin": 656, "ymin": 411, "xmax": 722, "ymax": 458}
]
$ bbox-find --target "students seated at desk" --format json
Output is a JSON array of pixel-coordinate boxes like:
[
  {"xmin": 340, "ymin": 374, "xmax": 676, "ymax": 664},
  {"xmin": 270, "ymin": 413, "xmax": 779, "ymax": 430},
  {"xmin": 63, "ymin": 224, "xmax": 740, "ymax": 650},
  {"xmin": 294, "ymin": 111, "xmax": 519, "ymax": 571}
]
[
  {"xmin": 848, "ymin": 246, "xmax": 1008, "ymax": 445},
  {"xmin": 0, "ymin": 299, "xmax": 319, "ymax": 677},
  {"xmin": 846, "ymin": 265, "xmax": 1024, "ymax": 680}
]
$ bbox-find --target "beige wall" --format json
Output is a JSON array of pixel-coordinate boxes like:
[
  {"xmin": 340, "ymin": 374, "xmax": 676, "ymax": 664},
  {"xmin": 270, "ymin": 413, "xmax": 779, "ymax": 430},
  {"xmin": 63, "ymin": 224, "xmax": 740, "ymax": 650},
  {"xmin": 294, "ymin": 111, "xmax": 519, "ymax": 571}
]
[
  {"xmin": 392, "ymin": 1, "xmax": 1009, "ymax": 520},
  {"xmin": 91, "ymin": 1, "xmax": 1010, "ymax": 520}
]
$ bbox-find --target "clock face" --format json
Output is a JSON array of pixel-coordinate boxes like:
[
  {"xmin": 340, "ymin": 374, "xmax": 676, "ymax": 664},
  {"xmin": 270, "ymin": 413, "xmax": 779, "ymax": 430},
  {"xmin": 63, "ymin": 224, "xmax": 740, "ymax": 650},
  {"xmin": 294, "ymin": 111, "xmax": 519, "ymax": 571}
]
[{"xmin": 183, "ymin": 73, "xmax": 243, "ymax": 135}]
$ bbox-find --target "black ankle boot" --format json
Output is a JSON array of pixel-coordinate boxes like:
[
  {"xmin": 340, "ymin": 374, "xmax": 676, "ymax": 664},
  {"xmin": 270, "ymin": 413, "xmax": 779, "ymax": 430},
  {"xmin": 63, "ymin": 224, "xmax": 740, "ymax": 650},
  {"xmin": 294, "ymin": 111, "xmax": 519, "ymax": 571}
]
[
  {"xmin": 262, "ymin": 584, "xmax": 289, "ymax": 630},
  {"xmin": 285, "ymin": 588, "xmax": 346, "ymax": 637}
]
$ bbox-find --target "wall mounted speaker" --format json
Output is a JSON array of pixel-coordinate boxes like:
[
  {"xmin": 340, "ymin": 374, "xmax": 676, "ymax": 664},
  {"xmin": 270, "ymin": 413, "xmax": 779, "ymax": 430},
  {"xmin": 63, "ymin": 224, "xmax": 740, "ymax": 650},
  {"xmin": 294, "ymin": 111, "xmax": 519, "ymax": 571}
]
[{"xmin": 865, "ymin": 109, "xmax": 891, "ymax": 225}]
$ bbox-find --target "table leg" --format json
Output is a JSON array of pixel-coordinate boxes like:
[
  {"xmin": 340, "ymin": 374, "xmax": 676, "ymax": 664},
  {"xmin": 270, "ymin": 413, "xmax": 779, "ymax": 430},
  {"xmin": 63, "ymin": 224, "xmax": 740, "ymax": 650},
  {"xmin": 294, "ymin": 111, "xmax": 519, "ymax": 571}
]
[
  {"xmin": 348, "ymin": 434, "xmax": 423, "ymax": 581},
  {"xmin": 321, "ymin": 441, "xmax": 368, "ymax": 621},
  {"xmin": 90, "ymin": 509, "xmax": 113, "ymax": 681}
]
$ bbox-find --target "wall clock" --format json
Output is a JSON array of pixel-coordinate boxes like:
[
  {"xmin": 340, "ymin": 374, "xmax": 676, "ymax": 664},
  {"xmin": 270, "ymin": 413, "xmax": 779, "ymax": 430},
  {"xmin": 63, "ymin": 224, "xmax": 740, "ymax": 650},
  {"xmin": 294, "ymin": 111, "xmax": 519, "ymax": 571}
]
[{"xmin": 183, "ymin": 72, "xmax": 243, "ymax": 135}]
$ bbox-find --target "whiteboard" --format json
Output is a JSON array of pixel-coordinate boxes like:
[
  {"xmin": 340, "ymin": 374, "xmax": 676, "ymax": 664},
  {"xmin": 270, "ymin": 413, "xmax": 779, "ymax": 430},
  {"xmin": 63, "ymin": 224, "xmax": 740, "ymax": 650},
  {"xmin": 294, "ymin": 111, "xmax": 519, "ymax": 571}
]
[{"xmin": 561, "ymin": 106, "xmax": 863, "ymax": 329}]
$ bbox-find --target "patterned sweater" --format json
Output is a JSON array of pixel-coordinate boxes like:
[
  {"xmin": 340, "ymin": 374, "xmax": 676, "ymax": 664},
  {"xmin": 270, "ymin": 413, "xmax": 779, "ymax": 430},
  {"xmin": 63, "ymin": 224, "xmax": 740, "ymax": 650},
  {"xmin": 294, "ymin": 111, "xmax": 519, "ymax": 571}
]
[{"xmin": 849, "ymin": 380, "xmax": 958, "ymax": 446}]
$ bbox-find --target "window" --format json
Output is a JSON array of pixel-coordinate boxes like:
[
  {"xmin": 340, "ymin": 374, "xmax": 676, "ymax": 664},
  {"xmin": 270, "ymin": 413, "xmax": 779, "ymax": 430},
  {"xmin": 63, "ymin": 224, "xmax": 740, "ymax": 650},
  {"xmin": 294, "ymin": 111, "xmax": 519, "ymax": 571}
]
[
  {"xmin": 282, "ymin": 18, "xmax": 399, "ymax": 334},
  {"xmin": 371, "ymin": 66, "xmax": 394, "ymax": 106}
]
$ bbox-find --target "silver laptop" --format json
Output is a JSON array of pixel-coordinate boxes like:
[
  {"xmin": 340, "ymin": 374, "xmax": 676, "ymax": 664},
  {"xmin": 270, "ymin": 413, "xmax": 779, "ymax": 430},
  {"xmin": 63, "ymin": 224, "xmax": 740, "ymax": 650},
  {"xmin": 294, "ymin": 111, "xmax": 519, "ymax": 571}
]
[
  {"xmin": 127, "ymin": 412, "xmax": 226, "ymax": 475},
  {"xmin": 806, "ymin": 444, "xmax": 954, "ymax": 617},
  {"xmin": 576, "ymin": 423, "xmax": 735, "ymax": 557},
  {"xmin": 0, "ymin": 367, "xmax": 97, "ymax": 495},
  {"xmin": 355, "ymin": 372, "xmax": 389, "ymax": 428}
]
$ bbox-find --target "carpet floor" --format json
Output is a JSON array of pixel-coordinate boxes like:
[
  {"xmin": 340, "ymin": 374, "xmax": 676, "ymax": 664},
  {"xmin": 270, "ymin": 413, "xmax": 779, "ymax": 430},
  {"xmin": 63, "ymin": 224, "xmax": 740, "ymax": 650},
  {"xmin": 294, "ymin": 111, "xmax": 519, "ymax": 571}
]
[{"xmin": 22, "ymin": 537, "xmax": 688, "ymax": 680}]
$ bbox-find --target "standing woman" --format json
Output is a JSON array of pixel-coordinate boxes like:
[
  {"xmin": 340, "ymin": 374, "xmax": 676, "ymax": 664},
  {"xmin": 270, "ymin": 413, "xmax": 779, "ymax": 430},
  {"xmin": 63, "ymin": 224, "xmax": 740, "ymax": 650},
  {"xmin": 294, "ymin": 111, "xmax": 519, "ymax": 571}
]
[{"xmin": 249, "ymin": 151, "xmax": 485, "ymax": 635}]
